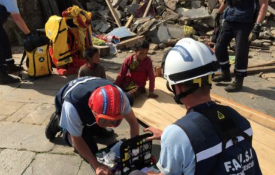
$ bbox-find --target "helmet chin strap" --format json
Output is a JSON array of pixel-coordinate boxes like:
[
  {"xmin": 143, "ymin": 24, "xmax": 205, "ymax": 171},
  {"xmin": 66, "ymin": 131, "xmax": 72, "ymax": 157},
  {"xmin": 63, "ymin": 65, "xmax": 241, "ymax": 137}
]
[{"xmin": 166, "ymin": 81, "xmax": 199, "ymax": 105}]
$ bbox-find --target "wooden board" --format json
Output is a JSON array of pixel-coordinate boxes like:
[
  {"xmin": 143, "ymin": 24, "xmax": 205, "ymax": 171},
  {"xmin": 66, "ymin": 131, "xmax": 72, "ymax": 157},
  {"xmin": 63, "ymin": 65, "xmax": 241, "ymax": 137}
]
[
  {"xmin": 132, "ymin": 77, "xmax": 275, "ymax": 175},
  {"xmin": 116, "ymin": 35, "xmax": 145, "ymax": 50},
  {"xmin": 155, "ymin": 77, "xmax": 275, "ymax": 130},
  {"xmin": 105, "ymin": 0, "xmax": 122, "ymax": 27}
]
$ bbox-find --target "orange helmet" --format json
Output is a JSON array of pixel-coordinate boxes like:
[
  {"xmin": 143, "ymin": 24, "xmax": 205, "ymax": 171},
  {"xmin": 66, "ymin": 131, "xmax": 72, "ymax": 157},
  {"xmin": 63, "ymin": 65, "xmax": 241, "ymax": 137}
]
[{"xmin": 88, "ymin": 85, "xmax": 125, "ymax": 127}]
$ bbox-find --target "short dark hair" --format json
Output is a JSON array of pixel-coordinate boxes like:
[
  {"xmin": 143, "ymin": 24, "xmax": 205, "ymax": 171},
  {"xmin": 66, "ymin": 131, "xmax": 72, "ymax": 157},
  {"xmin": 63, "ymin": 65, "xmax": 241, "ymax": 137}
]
[
  {"xmin": 84, "ymin": 47, "xmax": 99, "ymax": 60},
  {"xmin": 134, "ymin": 40, "xmax": 149, "ymax": 51}
]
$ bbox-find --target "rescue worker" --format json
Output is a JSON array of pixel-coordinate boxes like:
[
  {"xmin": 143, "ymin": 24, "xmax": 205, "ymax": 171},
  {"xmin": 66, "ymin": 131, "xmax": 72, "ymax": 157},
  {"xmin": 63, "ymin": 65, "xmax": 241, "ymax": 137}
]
[
  {"xmin": 45, "ymin": 77, "xmax": 139, "ymax": 175},
  {"xmin": 213, "ymin": 0, "xmax": 268, "ymax": 92},
  {"xmin": 137, "ymin": 38, "xmax": 262, "ymax": 175},
  {"xmin": 0, "ymin": 0, "xmax": 32, "ymax": 84}
]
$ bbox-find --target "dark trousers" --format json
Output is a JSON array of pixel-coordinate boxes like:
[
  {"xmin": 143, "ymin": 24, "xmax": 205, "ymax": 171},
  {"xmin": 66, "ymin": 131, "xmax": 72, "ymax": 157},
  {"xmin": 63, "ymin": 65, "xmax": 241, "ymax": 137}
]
[
  {"xmin": 215, "ymin": 20, "xmax": 254, "ymax": 77},
  {"xmin": 0, "ymin": 22, "xmax": 13, "ymax": 72}
]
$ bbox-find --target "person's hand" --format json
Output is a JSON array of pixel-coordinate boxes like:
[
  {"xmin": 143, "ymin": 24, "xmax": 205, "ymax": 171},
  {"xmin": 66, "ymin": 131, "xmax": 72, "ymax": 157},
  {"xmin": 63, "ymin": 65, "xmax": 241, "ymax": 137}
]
[
  {"xmin": 249, "ymin": 23, "xmax": 262, "ymax": 42},
  {"xmin": 23, "ymin": 33, "xmax": 35, "ymax": 43},
  {"xmin": 148, "ymin": 92, "xmax": 158, "ymax": 99},
  {"xmin": 95, "ymin": 163, "xmax": 113, "ymax": 175},
  {"xmin": 144, "ymin": 127, "xmax": 162, "ymax": 141},
  {"xmin": 215, "ymin": 13, "xmax": 222, "ymax": 27}
]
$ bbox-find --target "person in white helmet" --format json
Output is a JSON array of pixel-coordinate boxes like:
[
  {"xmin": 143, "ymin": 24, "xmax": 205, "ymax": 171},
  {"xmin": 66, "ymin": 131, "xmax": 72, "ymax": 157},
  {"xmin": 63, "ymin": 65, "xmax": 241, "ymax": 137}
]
[{"xmin": 132, "ymin": 38, "xmax": 262, "ymax": 175}]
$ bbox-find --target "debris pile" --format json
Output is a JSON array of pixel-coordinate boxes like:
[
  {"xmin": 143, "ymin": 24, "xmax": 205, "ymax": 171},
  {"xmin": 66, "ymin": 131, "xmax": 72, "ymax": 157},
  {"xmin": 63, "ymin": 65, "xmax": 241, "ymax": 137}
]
[{"xmin": 80, "ymin": 0, "xmax": 275, "ymax": 50}]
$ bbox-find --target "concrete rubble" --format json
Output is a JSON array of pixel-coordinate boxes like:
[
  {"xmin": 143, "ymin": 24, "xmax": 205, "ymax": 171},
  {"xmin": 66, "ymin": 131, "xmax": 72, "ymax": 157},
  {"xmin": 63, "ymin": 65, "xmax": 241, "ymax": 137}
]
[{"xmin": 81, "ymin": 0, "xmax": 275, "ymax": 50}]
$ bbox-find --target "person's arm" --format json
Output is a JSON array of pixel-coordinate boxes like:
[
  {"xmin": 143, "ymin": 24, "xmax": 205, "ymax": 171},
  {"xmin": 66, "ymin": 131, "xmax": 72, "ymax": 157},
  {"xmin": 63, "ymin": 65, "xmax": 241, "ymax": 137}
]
[
  {"xmin": 217, "ymin": 1, "xmax": 228, "ymax": 14},
  {"xmin": 114, "ymin": 56, "xmax": 130, "ymax": 86},
  {"xmin": 146, "ymin": 58, "xmax": 158, "ymax": 98},
  {"xmin": 10, "ymin": 13, "xmax": 30, "ymax": 34},
  {"xmin": 71, "ymin": 136, "xmax": 112, "ymax": 175},
  {"xmin": 256, "ymin": 0, "xmax": 268, "ymax": 24},
  {"xmin": 123, "ymin": 109, "xmax": 139, "ymax": 138}
]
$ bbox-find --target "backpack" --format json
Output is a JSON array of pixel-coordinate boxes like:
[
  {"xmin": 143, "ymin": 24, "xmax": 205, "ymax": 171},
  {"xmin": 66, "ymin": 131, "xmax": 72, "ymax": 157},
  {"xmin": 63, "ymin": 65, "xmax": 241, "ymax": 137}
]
[
  {"xmin": 45, "ymin": 15, "xmax": 74, "ymax": 67},
  {"xmin": 20, "ymin": 36, "xmax": 52, "ymax": 78}
]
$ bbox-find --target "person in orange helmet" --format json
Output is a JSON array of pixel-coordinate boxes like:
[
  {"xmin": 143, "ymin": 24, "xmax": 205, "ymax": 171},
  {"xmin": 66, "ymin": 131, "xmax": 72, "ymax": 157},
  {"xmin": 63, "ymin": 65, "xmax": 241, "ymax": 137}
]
[{"xmin": 45, "ymin": 77, "xmax": 139, "ymax": 175}]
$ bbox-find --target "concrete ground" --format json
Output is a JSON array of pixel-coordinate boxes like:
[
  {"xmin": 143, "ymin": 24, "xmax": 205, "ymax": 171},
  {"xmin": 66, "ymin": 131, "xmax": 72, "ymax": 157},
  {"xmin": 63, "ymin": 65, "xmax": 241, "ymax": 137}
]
[{"xmin": 0, "ymin": 46, "xmax": 274, "ymax": 175}]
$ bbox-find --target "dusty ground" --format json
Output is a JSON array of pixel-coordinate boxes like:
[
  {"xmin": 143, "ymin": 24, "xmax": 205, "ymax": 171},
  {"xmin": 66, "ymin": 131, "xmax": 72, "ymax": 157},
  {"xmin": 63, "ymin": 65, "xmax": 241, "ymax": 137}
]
[{"xmin": 0, "ymin": 46, "xmax": 274, "ymax": 174}]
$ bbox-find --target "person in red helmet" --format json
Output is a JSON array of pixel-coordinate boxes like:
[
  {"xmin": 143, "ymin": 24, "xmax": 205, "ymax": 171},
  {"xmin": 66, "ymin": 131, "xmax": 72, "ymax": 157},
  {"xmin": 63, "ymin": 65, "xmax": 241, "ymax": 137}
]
[{"xmin": 45, "ymin": 77, "xmax": 139, "ymax": 175}]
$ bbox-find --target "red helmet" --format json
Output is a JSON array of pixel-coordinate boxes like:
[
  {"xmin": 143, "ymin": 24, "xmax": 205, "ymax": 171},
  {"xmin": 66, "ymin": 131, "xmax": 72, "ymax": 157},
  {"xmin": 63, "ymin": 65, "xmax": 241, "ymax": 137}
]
[{"xmin": 88, "ymin": 85, "xmax": 125, "ymax": 127}]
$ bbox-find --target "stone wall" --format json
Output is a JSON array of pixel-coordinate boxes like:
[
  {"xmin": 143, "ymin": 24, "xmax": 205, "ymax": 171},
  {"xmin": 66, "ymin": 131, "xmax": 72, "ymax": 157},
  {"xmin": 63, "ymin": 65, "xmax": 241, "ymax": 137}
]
[{"xmin": 3, "ymin": 0, "xmax": 44, "ymax": 45}]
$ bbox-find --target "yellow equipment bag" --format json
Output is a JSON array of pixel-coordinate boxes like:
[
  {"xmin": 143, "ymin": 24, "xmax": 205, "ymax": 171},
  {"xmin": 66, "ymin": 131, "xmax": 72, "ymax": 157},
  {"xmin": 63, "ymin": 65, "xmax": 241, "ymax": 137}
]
[
  {"xmin": 20, "ymin": 36, "xmax": 52, "ymax": 78},
  {"xmin": 26, "ymin": 45, "xmax": 52, "ymax": 78},
  {"xmin": 45, "ymin": 15, "xmax": 74, "ymax": 67}
]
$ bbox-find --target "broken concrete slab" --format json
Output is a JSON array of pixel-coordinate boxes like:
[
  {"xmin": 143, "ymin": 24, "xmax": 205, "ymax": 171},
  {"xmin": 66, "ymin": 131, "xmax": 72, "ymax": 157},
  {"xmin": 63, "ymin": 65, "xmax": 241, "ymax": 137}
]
[
  {"xmin": 162, "ymin": 10, "xmax": 180, "ymax": 21},
  {"xmin": 167, "ymin": 25, "xmax": 184, "ymax": 39},
  {"xmin": 208, "ymin": 0, "xmax": 217, "ymax": 11},
  {"xmin": 178, "ymin": 7, "xmax": 211, "ymax": 20},
  {"xmin": 0, "ymin": 149, "xmax": 36, "ymax": 175},
  {"xmin": 150, "ymin": 43, "xmax": 159, "ymax": 50},
  {"xmin": 25, "ymin": 153, "xmax": 82, "ymax": 175},
  {"xmin": 157, "ymin": 25, "xmax": 171, "ymax": 43},
  {"xmin": 191, "ymin": 1, "xmax": 201, "ymax": 9},
  {"xmin": 0, "ymin": 122, "xmax": 54, "ymax": 152},
  {"xmin": 164, "ymin": 0, "xmax": 178, "ymax": 11}
]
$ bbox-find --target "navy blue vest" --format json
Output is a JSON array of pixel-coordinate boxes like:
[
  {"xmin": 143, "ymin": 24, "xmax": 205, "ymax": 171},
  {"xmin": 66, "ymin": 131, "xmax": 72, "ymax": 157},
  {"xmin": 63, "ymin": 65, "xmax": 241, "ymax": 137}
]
[
  {"xmin": 55, "ymin": 77, "xmax": 114, "ymax": 127},
  {"xmin": 223, "ymin": 0, "xmax": 259, "ymax": 23},
  {"xmin": 175, "ymin": 102, "xmax": 262, "ymax": 175}
]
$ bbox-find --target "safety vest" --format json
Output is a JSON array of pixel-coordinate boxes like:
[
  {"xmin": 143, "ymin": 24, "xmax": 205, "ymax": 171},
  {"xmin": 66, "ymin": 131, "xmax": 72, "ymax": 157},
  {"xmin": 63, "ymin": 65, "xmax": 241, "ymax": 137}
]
[
  {"xmin": 223, "ymin": 0, "xmax": 259, "ymax": 23},
  {"xmin": 175, "ymin": 102, "xmax": 262, "ymax": 175},
  {"xmin": 55, "ymin": 77, "xmax": 114, "ymax": 126}
]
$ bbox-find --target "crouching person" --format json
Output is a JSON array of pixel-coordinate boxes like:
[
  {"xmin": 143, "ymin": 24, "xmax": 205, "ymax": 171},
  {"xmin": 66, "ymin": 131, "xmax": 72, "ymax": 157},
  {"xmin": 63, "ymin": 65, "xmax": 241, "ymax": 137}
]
[{"xmin": 45, "ymin": 77, "xmax": 139, "ymax": 175}]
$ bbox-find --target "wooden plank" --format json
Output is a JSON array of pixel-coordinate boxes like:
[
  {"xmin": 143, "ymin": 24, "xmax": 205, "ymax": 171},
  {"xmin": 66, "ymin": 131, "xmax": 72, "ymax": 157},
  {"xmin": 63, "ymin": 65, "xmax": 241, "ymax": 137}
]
[
  {"xmin": 143, "ymin": 0, "xmax": 153, "ymax": 17},
  {"xmin": 116, "ymin": 35, "xmax": 145, "ymax": 50},
  {"xmin": 105, "ymin": 0, "xmax": 122, "ymax": 27},
  {"xmin": 125, "ymin": 15, "xmax": 134, "ymax": 28},
  {"xmin": 155, "ymin": 77, "xmax": 275, "ymax": 130}
]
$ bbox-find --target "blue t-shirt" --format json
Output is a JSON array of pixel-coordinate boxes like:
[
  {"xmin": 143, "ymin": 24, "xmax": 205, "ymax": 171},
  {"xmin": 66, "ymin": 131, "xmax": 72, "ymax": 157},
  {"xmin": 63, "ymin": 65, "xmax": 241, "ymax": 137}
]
[
  {"xmin": 0, "ymin": 0, "xmax": 19, "ymax": 13},
  {"xmin": 157, "ymin": 124, "xmax": 196, "ymax": 175},
  {"xmin": 60, "ymin": 90, "xmax": 132, "ymax": 137}
]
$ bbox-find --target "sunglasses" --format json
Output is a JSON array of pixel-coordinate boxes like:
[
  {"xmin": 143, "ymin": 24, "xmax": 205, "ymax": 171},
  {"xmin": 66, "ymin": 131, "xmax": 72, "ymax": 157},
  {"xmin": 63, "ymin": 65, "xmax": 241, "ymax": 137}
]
[{"xmin": 93, "ymin": 111, "xmax": 123, "ymax": 128}]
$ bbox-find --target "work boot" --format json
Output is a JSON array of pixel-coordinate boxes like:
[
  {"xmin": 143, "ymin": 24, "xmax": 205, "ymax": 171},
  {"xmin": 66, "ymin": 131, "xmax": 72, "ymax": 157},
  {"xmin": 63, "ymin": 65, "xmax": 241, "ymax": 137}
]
[
  {"xmin": 0, "ymin": 72, "xmax": 21, "ymax": 85},
  {"xmin": 225, "ymin": 76, "xmax": 244, "ymax": 92},
  {"xmin": 45, "ymin": 112, "xmax": 61, "ymax": 141},
  {"xmin": 7, "ymin": 64, "xmax": 22, "ymax": 74},
  {"xmin": 92, "ymin": 124, "xmax": 114, "ymax": 138},
  {"xmin": 212, "ymin": 70, "xmax": 232, "ymax": 82}
]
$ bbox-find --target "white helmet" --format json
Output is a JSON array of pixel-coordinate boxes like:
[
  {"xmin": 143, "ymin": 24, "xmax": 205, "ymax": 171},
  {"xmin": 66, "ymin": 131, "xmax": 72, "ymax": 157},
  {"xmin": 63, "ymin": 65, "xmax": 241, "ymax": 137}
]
[{"xmin": 164, "ymin": 38, "xmax": 219, "ymax": 85}]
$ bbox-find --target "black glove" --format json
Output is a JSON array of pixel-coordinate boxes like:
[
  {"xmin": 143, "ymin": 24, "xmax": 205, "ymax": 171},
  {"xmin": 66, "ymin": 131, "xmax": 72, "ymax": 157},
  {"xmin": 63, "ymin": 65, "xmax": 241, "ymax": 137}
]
[
  {"xmin": 23, "ymin": 33, "xmax": 36, "ymax": 52},
  {"xmin": 249, "ymin": 23, "xmax": 262, "ymax": 42},
  {"xmin": 215, "ymin": 13, "xmax": 222, "ymax": 27}
]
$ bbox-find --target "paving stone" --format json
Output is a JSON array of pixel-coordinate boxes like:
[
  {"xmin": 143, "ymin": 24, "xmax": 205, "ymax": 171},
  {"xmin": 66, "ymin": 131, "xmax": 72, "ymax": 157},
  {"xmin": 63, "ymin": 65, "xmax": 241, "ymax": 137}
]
[
  {"xmin": 20, "ymin": 104, "xmax": 55, "ymax": 125},
  {"xmin": 0, "ymin": 88, "xmax": 56, "ymax": 104},
  {"xmin": 25, "ymin": 153, "xmax": 81, "ymax": 175},
  {"xmin": 78, "ymin": 161, "xmax": 96, "ymax": 175},
  {"xmin": 6, "ymin": 103, "xmax": 40, "ymax": 122},
  {"xmin": 50, "ymin": 144, "xmax": 76, "ymax": 155},
  {"xmin": 0, "ymin": 149, "xmax": 35, "ymax": 175},
  {"xmin": 0, "ymin": 122, "xmax": 54, "ymax": 152},
  {"xmin": 0, "ymin": 101, "xmax": 24, "ymax": 121}
]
